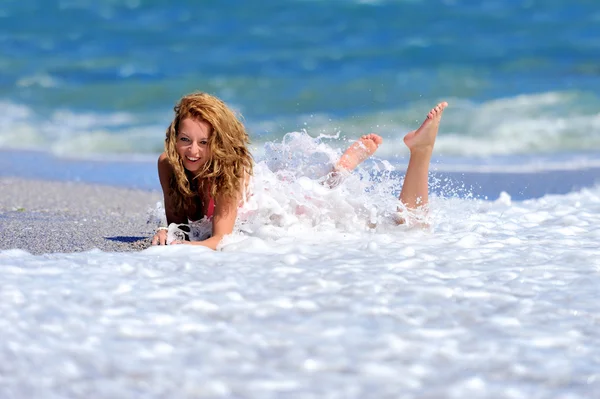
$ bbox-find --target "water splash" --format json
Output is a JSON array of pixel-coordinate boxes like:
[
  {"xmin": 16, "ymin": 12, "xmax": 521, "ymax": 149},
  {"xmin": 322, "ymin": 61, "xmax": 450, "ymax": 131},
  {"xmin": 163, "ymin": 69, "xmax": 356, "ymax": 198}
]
[{"xmin": 229, "ymin": 132, "xmax": 480, "ymax": 244}]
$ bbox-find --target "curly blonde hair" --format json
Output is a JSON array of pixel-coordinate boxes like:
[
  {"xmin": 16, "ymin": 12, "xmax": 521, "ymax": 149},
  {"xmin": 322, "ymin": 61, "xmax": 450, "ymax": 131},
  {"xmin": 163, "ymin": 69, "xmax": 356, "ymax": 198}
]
[{"xmin": 164, "ymin": 92, "xmax": 253, "ymax": 213}]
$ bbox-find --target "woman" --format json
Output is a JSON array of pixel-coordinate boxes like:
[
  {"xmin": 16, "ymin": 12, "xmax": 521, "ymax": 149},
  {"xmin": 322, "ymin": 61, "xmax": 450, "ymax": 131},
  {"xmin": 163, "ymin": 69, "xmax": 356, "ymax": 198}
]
[{"xmin": 152, "ymin": 92, "xmax": 447, "ymax": 248}]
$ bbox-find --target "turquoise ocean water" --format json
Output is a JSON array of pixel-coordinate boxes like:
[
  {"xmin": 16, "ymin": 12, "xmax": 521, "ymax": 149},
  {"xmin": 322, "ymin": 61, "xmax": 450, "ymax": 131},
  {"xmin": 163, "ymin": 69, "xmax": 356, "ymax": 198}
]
[
  {"xmin": 2, "ymin": 1, "xmax": 600, "ymax": 152},
  {"xmin": 1, "ymin": 0, "xmax": 600, "ymax": 192}
]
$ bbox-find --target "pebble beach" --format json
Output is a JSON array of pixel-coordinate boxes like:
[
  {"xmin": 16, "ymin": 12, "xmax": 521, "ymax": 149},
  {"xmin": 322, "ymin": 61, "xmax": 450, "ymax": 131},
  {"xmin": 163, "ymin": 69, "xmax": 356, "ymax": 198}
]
[{"xmin": 0, "ymin": 178, "xmax": 161, "ymax": 254}]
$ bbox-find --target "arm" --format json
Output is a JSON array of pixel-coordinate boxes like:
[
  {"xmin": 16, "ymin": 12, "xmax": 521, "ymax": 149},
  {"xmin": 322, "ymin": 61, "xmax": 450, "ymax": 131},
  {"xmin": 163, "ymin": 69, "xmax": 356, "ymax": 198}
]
[
  {"xmin": 158, "ymin": 152, "xmax": 187, "ymax": 225},
  {"xmin": 181, "ymin": 194, "xmax": 238, "ymax": 250},
  {"xmin": 152, "ymin": 153, "xmax": 187, "ymax": 245}
]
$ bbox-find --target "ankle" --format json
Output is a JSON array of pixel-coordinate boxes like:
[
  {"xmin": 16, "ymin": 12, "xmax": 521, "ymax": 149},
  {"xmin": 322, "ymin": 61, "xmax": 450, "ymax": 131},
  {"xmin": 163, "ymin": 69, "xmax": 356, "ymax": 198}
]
[{"xmin": 409, "ymin": 145, "xmax": 434, "ymax": 157}]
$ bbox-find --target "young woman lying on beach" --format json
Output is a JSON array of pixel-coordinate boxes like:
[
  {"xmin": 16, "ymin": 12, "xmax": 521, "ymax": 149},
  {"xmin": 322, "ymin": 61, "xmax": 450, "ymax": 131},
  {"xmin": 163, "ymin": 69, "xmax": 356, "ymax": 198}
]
[{"xmin": 151, "ymin": 92, "xmax": 448, "ymax": 249}]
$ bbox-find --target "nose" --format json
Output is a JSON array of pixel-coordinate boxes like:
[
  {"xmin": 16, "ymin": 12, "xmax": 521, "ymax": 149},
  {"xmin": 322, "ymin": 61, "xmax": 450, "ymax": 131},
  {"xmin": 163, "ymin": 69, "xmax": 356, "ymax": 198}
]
[{"xmin": 189, "ymin": 141, "xmax": 200, "ymax": 155}]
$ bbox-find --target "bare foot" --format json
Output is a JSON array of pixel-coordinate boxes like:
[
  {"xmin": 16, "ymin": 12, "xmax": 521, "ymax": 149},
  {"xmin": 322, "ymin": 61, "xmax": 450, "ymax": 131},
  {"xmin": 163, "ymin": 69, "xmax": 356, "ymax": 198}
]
[
  {"xmin": 403, "ymin": 102, "xmax": 448, "ymax": 153},
  {"xmin": 335, "ymin": 133, "xmax": 383, "ymax": 171}
]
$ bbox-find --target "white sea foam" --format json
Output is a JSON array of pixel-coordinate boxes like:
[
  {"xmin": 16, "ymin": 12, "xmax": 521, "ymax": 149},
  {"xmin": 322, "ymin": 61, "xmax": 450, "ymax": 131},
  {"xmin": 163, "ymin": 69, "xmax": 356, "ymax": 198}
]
[{"xmin": 2, "ymin": 133, "xmax": 600, "ymax": 397}]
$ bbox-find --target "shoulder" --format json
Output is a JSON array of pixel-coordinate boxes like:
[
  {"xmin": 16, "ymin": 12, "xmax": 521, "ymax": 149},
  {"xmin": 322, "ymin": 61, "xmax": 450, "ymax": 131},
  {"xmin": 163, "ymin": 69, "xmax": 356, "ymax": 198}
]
[
  {"xmin": 158, "ymin": 152, "xmax": 172, "ymax": 172},
  {"xmin": 157, "ymin": 152, "xmax": 174, "ymax": 184},
  {"xmin": 158, "ymin": 152, "xmax": 169, "ymax": 165}
]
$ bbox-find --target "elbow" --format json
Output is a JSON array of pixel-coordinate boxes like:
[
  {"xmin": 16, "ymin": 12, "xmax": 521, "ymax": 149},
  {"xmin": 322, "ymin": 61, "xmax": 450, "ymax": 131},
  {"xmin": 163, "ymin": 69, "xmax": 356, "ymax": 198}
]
[{"xmin": 207, "ymin": 234, "xmax": 225, "ymax": 250}]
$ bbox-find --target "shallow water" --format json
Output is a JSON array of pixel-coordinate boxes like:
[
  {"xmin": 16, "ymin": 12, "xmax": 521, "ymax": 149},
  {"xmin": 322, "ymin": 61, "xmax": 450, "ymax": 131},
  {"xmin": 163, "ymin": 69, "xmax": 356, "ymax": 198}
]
[{"xmin": 2, "ymin": 160, "xmax": 600, "ymax": 398}]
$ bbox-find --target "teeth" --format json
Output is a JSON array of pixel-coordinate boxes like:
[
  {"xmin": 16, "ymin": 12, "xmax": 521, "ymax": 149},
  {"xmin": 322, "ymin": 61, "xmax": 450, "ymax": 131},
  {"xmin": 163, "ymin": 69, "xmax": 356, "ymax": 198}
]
[{"xmin": 186, "ymin": 156, "xmax": 199, "ymax": 161}]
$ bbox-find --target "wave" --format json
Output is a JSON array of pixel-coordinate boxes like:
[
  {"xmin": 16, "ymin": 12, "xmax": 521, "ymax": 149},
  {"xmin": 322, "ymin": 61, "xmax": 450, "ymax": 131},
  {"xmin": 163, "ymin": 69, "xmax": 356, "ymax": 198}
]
[
  {"xmin": 278, "ymin": 91, "xmax": 600, "ymax": 159},
  {"xmin": 1, "ymin": 91, "xmax": 599, "ymax": 162},
  {"xmin": 0, "ymin": 101, "xmax": 166, "ymax": 158}
]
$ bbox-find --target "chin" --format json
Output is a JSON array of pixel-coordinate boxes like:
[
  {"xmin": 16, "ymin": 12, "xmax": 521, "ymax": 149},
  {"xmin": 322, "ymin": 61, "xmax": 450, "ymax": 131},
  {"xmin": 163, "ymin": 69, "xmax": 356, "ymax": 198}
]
[{"xmin": 183, "ymin": 161, "xmax": 206, "ymax": 173}]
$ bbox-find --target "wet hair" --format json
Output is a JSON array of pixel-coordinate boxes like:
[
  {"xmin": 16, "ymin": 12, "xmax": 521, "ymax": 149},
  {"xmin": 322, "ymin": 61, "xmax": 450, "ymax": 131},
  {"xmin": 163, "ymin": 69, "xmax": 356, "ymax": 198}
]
[{"xmin": 164, "ymin": 92, "xmax": 253, "ymax": 213}]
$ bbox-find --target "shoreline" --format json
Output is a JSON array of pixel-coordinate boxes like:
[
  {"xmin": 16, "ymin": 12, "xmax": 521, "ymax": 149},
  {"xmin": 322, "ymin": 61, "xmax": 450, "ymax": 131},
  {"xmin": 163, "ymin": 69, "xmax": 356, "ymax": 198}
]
[
  {"xmin": 1, "ymin": 171, "xmax": 598, "ymax": 255},
  {"xmin": 1, "ymin": 147, "xmax": 599, "ymax": 255},
  {"xmin": 0, "ymin": 177, "xmax": 161, "ymax": 255},
  {"xmin": 2, "ymin": 148, "xmax": 600, "ymax": 201}
]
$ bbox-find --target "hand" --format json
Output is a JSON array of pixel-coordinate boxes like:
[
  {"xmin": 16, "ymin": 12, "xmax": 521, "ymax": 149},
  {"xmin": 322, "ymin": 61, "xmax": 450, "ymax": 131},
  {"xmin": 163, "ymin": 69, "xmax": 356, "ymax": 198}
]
[{"xmin": 151, "ymin": 229, "xmax": 168, "ymax": 245}]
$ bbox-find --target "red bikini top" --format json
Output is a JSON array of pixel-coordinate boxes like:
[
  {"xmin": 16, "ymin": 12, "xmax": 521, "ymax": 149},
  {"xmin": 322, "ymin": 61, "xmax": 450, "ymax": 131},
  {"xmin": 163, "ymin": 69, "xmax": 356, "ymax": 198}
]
[
  {"xmin": 189, "ymin": 179, "xmax": 215, "ymax": 221},
  {"xmin": 205, "ymin": 195, "xmax": 215, "ymax": 219}
]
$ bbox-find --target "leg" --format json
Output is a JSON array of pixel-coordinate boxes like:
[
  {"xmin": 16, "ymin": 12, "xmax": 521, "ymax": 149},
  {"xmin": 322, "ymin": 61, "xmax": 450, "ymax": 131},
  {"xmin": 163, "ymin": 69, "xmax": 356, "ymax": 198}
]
[
  {"xmin": 399, "ymin": 102, "xmax": 448, "ymax": 209},
  {"xmin": 323, "ymin": 134, "xmax": 383, "ymax": 188}
]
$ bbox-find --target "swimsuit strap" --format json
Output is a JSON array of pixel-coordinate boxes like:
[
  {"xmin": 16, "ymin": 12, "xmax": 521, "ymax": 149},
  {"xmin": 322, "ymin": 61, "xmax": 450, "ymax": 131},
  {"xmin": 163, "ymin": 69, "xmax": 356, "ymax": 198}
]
[
  {"xmin": 206, "ymin": 196, "xmax": 215, "ymax": 219},
  {"xmin": 204, "ymin": 181, "xmax": 215, "ymax": 219}
]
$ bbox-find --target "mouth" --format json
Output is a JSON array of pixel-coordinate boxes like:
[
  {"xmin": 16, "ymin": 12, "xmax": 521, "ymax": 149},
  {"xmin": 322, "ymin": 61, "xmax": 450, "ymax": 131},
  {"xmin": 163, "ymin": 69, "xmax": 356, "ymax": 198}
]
[{"xmin": 186, "ymin": 156, "xmax": 200, "ymax": 162}]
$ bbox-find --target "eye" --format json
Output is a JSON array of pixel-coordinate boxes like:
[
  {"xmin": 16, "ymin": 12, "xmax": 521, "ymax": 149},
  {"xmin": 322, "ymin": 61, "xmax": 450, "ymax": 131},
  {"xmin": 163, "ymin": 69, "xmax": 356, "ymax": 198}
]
[
  {"xmin": 200, "ymin": 140, "xmax": 208, "ymax": 145},
  {"xmin": 179, "ymin": 136, "xmax": 190, "ymax": 142}
]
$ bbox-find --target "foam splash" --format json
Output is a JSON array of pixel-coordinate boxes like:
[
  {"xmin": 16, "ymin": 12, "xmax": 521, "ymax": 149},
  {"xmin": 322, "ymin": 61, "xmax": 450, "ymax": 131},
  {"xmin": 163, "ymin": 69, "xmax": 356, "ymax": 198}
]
[{"xmin": 221, "ymin": 132, "xmax": 465, "ymax": 248}]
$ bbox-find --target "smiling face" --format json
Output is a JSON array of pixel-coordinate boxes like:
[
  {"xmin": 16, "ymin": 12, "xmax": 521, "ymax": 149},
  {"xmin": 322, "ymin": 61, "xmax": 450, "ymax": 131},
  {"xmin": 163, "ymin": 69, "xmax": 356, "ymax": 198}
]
[{"xmin": 176, "ymin": 117, "xmax": 212, "ymax": 172}]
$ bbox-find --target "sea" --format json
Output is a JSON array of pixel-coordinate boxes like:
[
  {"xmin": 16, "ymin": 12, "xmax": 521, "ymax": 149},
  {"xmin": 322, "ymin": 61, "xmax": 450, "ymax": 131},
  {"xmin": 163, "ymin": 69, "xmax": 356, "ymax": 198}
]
[{"xmin": 1, "ymin": 0, "xmax": 600, "ymax": 398}]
